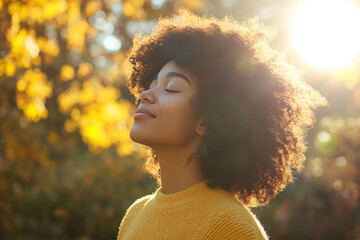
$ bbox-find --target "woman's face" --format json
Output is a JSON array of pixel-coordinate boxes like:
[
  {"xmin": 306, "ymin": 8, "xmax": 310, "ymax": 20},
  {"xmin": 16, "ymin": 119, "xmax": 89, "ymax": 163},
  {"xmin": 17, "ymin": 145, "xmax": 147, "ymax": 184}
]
[{"xmin": 130, "ymin": 60, "xmax": 202, "ymax": 148}]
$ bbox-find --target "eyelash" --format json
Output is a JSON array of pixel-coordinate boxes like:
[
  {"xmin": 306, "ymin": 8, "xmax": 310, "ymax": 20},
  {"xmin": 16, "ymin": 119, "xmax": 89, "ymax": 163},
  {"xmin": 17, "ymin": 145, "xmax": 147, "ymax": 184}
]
[
  {"xmin": 148, "ymin": 79, "xmax": 179, "ymax": 93},
  {"xmin": 144, "ymin": 87, "xmax": 179, "ymax": 93},
  {"xmin": 164, "ymin": 89, "xmax": 179, "ymax": 93}
]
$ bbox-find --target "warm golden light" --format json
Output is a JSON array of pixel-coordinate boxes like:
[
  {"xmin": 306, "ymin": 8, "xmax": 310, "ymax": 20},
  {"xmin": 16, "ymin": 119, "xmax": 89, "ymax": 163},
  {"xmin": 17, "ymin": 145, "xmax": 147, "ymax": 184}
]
[{"xmin": 292, "ymin": 0, "xmax": 360, "ymax": 69}]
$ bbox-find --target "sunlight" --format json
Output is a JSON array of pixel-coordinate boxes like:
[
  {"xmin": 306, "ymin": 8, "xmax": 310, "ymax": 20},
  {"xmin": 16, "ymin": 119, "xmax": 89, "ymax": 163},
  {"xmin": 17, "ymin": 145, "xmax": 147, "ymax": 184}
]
[{"xmin": 292, "ymin": 0, "xmax": 360, "ymax": 69}]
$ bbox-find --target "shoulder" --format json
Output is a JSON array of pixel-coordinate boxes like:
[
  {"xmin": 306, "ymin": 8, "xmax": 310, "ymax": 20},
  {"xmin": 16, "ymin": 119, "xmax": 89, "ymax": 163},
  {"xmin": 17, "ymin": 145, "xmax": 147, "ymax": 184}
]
[
  {"xmin": 124, "ymin": 193, "xmax": 153, "ymax": 216},
  {"xmin": 117, "ymin": 193, "xmax": 154, "ymax": 240},
  {"xmin": 119, "ymin": 193, "xmax": 154, "ymax": 227},
  {"xmin": 204, "ymin": 195, "xmax": 269, "ymax": 240}
]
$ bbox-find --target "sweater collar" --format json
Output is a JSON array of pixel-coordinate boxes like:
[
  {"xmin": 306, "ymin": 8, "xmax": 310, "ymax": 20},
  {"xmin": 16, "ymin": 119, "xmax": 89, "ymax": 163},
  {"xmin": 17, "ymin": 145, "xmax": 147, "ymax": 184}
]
[{"xmin": 146, "ymin": 178, "xmax": 233, "ymax": 210}]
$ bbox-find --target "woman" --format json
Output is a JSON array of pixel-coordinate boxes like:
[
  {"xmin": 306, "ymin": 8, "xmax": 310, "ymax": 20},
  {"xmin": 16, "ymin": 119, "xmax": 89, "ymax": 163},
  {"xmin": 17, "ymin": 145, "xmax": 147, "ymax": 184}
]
[{"xmin": 117, "ymin": 9, "xmax": 329, "ymax": 240}]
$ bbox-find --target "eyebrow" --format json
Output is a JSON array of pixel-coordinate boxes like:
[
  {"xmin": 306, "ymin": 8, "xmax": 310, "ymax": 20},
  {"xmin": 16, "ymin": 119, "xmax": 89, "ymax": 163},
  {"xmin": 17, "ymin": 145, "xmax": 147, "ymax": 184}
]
[{"xmin": 154, "ymin": 71, "xmax": 191, "ymax": 86}]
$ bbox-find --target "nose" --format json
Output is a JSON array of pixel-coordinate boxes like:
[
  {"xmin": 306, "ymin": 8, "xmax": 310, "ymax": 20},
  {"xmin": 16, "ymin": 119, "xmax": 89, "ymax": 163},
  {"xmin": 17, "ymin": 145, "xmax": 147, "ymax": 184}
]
[{"xmin": 139, "ymin": 88, "xmax": 155, "ymax": 104}]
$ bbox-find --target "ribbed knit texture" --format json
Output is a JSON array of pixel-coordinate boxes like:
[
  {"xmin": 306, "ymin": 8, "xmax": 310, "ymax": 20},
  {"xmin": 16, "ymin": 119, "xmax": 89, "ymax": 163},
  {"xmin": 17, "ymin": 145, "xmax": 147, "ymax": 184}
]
[{"xmin": 117, "ymin": 179, "xmax": 269, "ymax": 240}]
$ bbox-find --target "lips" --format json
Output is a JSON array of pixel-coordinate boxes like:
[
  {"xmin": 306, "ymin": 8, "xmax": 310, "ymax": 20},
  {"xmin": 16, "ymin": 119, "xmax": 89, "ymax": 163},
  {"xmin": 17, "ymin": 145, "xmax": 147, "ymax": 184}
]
[{"xmin": 135, "ymin": 106, "xmax": 156, "ymax": 118}]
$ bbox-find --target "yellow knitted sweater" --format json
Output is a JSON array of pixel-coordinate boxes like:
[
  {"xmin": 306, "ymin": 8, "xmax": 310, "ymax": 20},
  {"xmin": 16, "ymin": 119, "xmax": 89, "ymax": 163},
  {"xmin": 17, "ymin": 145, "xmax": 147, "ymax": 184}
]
[{"xmin": 117, "ymin": 179, "xmax": 269, "ymax": 240}]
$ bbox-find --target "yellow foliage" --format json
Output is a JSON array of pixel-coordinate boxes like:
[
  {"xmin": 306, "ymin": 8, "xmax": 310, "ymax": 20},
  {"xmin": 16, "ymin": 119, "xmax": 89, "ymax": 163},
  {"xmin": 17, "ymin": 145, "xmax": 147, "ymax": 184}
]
[
  {"xmin": 23, "ymin": 99, "xmax": 49, "ymax": 122},
  {"xmin": 17, "ymin": 69, "xmax": 52, "ymax": 98},
  {"xmin": 16, "ymin": 68, "xmax": 53, "ymax": 122},
  {"xmin": 8, "ymin": 3, "xmax": 22, "ymax": 19},
  {"xmin": 132, "ymin": 0, "xmax": 145, "ymax": 8},
  {"xmin": 29, "ymin": 5, "xmax": 45, "ymax": 24},
  {"xmin": 67, "ymin": 0, "xmax": 81, "ymax": 23},
  {"xmin": 33, "ymin": 56, "xmax": 41, "ymax": 66},
  {"xmin": 19, "ymin": 55, "xmax": 32, "ymax": 68},
  {"xmin": 77, "ymin": 62, "xmax": 93, "ymax": 78},
  {"xmin": 85, "ymin": 0, "xmax": 102, "ymax": 16},
  {"xmin": 5, "ymin": 13, "xmax": 20, "ymax": 40},
  {"xmin": 60, "ymin": 64, "xmax": 75, "ymax": 81},
  {"xmin": 112, "ymin": 52, "xmax": 125, "ymax": 63},
  {"xmin": 2, "ymin": 27, "xmax": 42, "ymax": 75},
  {"xmin": 44, "ymin": 1, "xmax": 67, "ymax": 20},
  {"xmin": 71, "ymin": 109, "xmax": 81, "ymax": 121},
  {"xmin": 64, "ymin": 119, "xmax": 77, "ymax": 132},
  {"xmin": 123, "ymin": 1, "xmax": 136, "ymax": 17},
  {"xmin": 25, "ymin": 36, "xmax": 40, "ymax": 57},
  {"xmin": 54, "ymin": 13, "xmax": 67, "ymax": 27},
  {"xmin": 58, "ymin": 81, "xmax": 81, "ymax": 113},
  {"xmin": 123, "ymin": 0, "xmax": 146, "ymax": 19},
  {"xmin": 81, "ymin": 119, "xmax": 111, "ymax": 148},
  {"xmin": 64, "ymin": 0, "xmax": 88, "ymax": 52},
  {"xmin": 57, "ymin": 78, "xmax": 133, "ymax": 155},
  {"xmin": 18, "ymin": 4, "xmax": 30, "ymax": 22},
  {"xmin": 5, "ymin": 60, "xmax": 16, "ymax": 77},
  {"xmin": 8, "ymin": 1, "xmax": 66, "ymax": 25},
  {"xmin": 2, "ymin": 0, "xmax": 141, "ymax": 156},
  {"xmin": 103, "ymin": 102, "xmax": 125, "ymax": 121},
  {"xmin": 10, "ymin": 28, "xmax": 28, "ymax": 57},
  {"xmin": 37, "ymin": 38, "xmax": 60, "ymax": 57},
  {"xmin": 116, "ymin": 142, "xmax": 134, "ymax": 156},
  {"xmin": 179, "ymin": 0, "xmax": 204, "ymax": 10},
  {"xmin": 79, "ymin": 79, "xmax": 97, "ymax": 104},
  {"xmin": 67, "ymin": 20, "xmax": 90, "ymax": 53},
  {"xmin": 96, "ymin": 87, "xmax": 120, "ymax": 103}
]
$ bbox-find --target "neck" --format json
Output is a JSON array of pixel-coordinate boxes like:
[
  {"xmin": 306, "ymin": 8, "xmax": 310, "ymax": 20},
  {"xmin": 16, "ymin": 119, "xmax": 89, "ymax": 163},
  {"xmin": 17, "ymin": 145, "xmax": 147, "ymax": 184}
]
[{"xmin": 151, "ymin": 139, "xmax": 207, "ymax": 194}]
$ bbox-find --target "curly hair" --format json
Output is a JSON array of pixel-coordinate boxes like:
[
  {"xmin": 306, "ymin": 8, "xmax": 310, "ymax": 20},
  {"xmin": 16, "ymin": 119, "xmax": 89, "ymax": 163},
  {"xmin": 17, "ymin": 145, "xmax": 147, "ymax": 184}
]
[{"xmin": 123, "ymin": 9, "xmax": 329, "ymax": 207}]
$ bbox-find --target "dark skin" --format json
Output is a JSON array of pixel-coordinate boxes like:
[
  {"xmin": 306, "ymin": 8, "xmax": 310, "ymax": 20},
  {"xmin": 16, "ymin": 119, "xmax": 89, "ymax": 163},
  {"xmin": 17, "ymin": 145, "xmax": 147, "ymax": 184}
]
[{"xmin": 130, "ymin": 60, "xmax": 207, "ymax": 194}]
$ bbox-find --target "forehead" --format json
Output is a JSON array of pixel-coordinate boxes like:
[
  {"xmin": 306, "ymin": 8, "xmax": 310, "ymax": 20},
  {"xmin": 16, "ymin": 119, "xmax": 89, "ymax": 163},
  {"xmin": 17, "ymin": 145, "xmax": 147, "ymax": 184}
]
[{"xmin": 157, "ymin": 60, "xmax": 197, "ymax": 84}]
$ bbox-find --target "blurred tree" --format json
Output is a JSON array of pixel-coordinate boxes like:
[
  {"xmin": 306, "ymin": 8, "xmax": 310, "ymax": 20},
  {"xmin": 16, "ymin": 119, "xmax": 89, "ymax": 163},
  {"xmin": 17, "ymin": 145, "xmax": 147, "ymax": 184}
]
[
  {"xmin": 0, "ymin": 0, "xmax": 359, "ymax": 239},
  {"xmin": 253, "ymin": 115, "xmax": 360, "ymax": 240}
]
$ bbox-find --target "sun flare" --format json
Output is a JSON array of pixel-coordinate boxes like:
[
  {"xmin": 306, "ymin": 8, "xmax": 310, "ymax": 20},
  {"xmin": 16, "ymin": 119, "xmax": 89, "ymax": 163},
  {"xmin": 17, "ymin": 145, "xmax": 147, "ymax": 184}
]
[{"xmin": 292, "ymin": 0, "xmax": 360, "ymax": 69}]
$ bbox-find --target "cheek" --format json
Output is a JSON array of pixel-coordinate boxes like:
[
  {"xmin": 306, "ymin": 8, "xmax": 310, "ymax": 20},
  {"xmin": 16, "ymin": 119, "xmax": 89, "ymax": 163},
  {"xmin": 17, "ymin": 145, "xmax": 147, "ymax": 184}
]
[{"xmin": 161, "ymin": 100, "xmax": 196, "ymax": 134}]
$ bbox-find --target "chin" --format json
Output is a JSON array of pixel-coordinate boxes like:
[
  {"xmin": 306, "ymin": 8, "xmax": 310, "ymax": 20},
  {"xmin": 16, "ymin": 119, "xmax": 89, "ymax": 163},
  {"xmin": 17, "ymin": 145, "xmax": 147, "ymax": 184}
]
[
  {"xmin": 130, "ymin": 129, "xmax": 153, "ymax": 146},
  {"xmin": 129, "ymin": 129, "xmax": 142, "ymax": 143}
]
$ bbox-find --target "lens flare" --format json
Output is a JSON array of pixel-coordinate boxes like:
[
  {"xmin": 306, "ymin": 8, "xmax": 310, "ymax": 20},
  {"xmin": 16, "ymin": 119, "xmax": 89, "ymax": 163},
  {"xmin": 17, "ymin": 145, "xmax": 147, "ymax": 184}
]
[{"xmin": 292, "ymin": 0, "xmax": 360, "ymax": 69}]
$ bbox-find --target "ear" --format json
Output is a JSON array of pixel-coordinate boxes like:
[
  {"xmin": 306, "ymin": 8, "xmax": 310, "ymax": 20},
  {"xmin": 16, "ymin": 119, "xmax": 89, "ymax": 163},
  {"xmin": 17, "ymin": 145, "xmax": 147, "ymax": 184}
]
[{"xmin": 195, "ymin": 118, "xmax": 207, "ymax": 136}]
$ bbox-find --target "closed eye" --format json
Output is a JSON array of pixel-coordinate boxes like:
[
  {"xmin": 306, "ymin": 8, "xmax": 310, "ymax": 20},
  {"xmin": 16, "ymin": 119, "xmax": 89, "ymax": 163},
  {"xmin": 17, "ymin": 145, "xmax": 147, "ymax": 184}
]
[{"xmin": 165, "ymin": 89, "xmax": 179, "ymax": 93}]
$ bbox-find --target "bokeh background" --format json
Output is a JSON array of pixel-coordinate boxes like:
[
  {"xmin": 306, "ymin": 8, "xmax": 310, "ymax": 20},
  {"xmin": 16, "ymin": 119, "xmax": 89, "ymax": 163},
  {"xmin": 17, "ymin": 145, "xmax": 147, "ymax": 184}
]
[{"xmin": 0, "ymin": 0, "xmax": 359, "ymax": 239}]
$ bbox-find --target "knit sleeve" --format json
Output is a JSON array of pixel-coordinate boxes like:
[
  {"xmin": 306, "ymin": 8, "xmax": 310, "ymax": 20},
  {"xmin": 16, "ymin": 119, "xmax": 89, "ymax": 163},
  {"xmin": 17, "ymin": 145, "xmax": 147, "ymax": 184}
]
[
  {"xmin": 117, "ymin": 195, "xmax": 152, "ymax": 240},
  {"xmin": 202, "ymin": 207, "xmax": 269, "ymax": 240}
]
